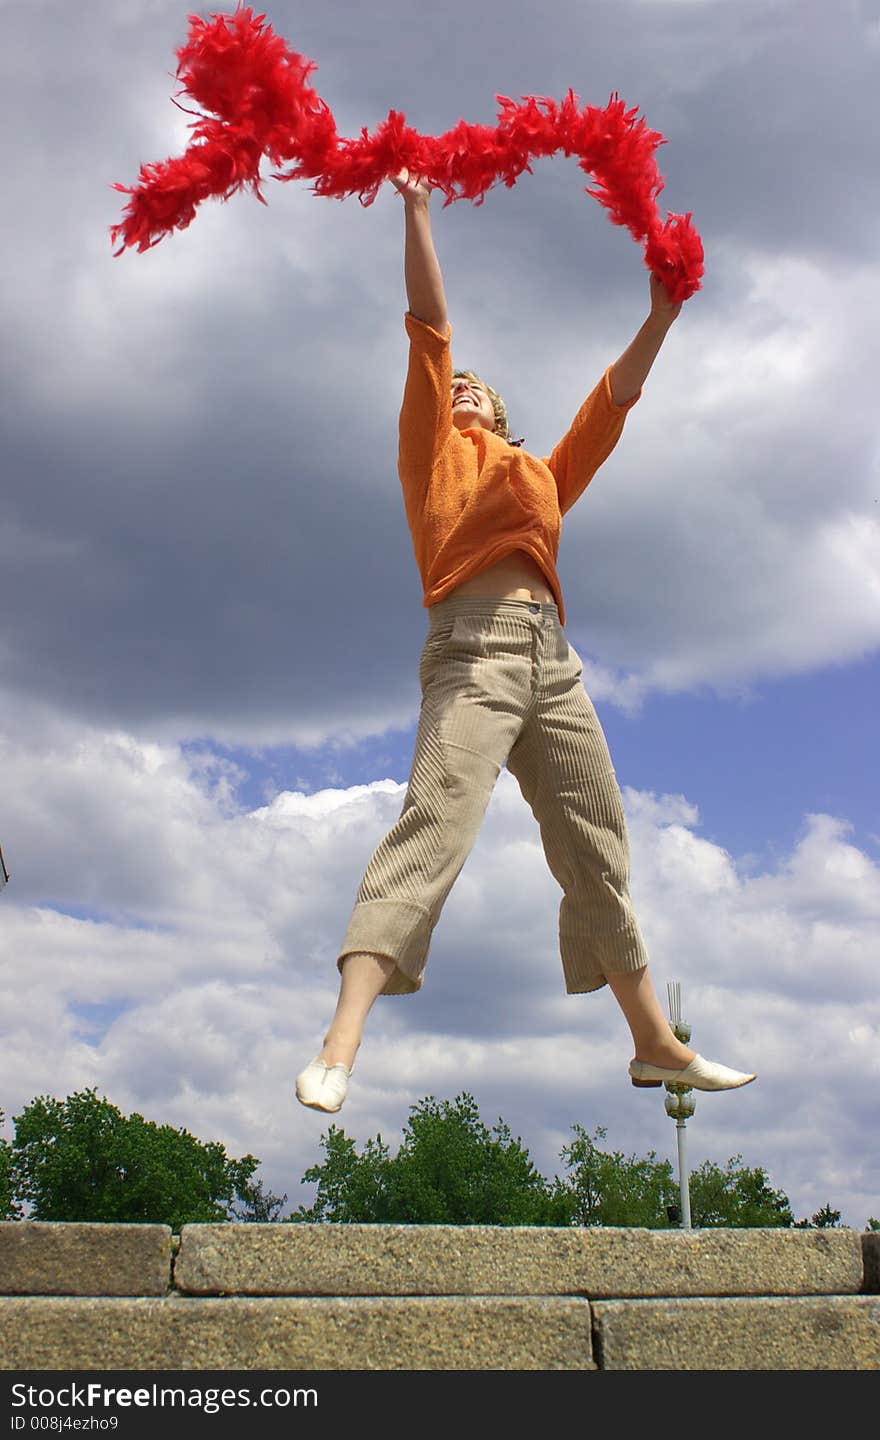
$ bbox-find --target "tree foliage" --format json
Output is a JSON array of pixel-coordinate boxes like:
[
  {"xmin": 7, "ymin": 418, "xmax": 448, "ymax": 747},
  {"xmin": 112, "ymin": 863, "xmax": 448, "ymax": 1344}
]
[
  {"xmin": 688, "ymin": 1155, "xmax": 793, "ymax": 1227},
  {"xmin": 558, "ymin": 1124, "xmax": 677, "ymax": 1227},
  {"xmin": 290, "ymin": 1093, "xmax": 572, "ymax": 1225},
  {"xmin": 0, "ymin": 1108, "xmax": 23, "ymax": 1221},
  {"xmin": 9, "ymin": 1088, "xmax": 259, "ymax": 1229},
  {"xmin": 793, "ymin": 1203, "xmax": 843, "ymax": 1229},
  {"xmin": 386, "ymin": 1095, "xmax": 572, "ymax": 1224},
  {"xmin": 291, "ymin": 1107, "xmax": 807, "ymax": 1230},
  {"xmin": 229, "ymin": 1176, "xmax": 288, "ymax": 1223},
  {"xmin": 289, "ymin": 1127, "xmax": 395, "ymax": 1224},
  {"xmin": 1, "ymin": 1086, "xmax": 860, "ymax": 1231}
]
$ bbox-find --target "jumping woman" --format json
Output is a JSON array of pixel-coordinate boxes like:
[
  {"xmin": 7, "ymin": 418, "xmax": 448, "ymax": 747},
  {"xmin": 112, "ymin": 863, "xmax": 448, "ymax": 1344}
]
[{"xmin": 296, "ymin": 169, "xmax": 755, "ymax": 1112}]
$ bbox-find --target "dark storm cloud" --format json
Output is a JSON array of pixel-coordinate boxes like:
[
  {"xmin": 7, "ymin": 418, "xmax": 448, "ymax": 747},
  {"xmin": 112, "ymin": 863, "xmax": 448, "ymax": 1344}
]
[{"xmin": 1, "ymin": 0, "xmax": 877, "ymax": 743}]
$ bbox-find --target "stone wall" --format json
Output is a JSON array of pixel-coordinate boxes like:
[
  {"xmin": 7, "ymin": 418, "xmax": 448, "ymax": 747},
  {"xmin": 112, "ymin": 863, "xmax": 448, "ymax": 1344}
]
[{"xmin": 1, "ymin": 1223, "xmax": 878, "ymax": 1370}]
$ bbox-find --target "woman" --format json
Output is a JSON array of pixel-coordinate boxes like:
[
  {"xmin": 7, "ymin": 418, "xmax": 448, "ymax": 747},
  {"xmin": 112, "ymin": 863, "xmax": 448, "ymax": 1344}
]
[{"xmin": 297, "ymin": 170, "xmax": 755, "ymax": 1112}]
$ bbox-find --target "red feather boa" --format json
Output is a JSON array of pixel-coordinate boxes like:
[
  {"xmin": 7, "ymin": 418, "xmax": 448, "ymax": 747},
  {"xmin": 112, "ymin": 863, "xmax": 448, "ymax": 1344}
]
[{"xmin": 110, "ymin": 5, "xmax": 703, "ymax": 302}]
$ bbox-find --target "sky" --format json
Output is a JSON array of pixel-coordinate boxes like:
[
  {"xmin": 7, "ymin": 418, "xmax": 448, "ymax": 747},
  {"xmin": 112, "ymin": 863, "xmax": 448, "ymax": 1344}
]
[{"xmin": 1, "ymin": 0, "xmax": 878, "ymax": 1229}]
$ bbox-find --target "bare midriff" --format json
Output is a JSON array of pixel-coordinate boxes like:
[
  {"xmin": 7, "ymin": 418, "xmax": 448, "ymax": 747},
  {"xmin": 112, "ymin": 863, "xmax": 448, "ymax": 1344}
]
[{"xmin": 450, "ymin": 549, "xmax": 556, "ymax": 605}]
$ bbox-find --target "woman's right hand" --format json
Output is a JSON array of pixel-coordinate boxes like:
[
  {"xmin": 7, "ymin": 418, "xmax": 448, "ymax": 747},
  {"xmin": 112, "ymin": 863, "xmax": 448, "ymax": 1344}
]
[{"xmin": 390, "ymin": 168, "xmax": 432, "ymax": 203}]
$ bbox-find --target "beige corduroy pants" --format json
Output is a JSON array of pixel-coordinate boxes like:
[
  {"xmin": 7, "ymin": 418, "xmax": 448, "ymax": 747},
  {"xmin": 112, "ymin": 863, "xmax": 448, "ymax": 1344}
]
[{"xmin": 337, "ymin": 596, "xmax": 649, "ymax": 996}]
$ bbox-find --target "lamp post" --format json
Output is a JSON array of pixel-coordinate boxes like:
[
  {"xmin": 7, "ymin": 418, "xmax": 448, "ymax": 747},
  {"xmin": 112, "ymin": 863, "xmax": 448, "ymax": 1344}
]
[{"xmin": 665, "ymin": 981, "xmax": 694, "ymax": 1229}]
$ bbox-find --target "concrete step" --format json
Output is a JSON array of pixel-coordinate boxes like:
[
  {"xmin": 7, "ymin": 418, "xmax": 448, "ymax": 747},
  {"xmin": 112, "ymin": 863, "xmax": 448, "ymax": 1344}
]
[
  {"xmin": 172, "ymin": 1223, "xmax": 869, "ymax": 1298},
  {"xmin": 1, "ymin": 1223, "xmax": 877, "ymax": 1370},
  {"xmin": 593, "ymin": 1295, "xmax": 880, "ymax": 1370},
  {"xmin": 0, "ymin": 1295, "xmax": 595, "ymax": 1371},
  {"xmin": 1, "ymin": 1220, "xmax": 170, "ymax": 1296}
]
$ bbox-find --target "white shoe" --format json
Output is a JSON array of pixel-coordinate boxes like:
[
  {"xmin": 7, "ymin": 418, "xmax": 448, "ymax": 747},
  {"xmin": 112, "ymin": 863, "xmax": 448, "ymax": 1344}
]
[
  {"xmin": 295, "ymin": 1057, "xmax": 352, "ymax": 1112},
  {"xmin": 629, "ymin": 1053, "xmax": 756, "ymax": 1091}
]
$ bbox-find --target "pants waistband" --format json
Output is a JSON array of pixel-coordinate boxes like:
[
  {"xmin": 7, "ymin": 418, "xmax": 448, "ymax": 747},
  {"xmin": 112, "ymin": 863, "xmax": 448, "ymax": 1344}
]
[{"xmin": 428, "ymin": 595, "xmax": 560, "ymax": 621}]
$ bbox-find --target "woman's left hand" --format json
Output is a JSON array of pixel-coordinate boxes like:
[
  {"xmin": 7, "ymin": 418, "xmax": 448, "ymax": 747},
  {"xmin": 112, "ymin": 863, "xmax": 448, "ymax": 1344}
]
[{"xmin": 649, "ymin": 270, "xmax": 683, "ymax": 326}]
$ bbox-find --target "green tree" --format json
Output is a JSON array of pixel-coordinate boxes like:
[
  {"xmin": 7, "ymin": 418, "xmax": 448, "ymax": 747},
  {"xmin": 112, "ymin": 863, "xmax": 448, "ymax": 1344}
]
[
  {"xmin": 558, "ymin": 1124, "xmax": 677, "ymax": 1227},
  {"xmin": 688, "ymin": 1156, "xmax": 793, "ymax": 1227},
  {"xmin": 0, "ymin": 1108, "xmax": 23, "ymax": 1220},
  {"xmin": 290, "ymin": 1127, "xmax": 395, "ymax": 1223},
  {"xmin": 386, "ymin": 1094, "xmax": 571, "ymax": 1224},
  {"xmin": 291, "ymin": 1092, "xmax": 571, "ymax": 1225},
  {"xmin": 289, "ymin": 1100, "xmax": 819, "ymax": 1231},
  {"xmin": 10, "ymin": 1088, "xmax": 259, "ymax": 1229},
  {"xmin": 229, "ymin": 1176, "xmax": 288, "ymax": 1222},
  {"xmin": 794, "ymin": 1203, "xmax": 843, "ymax": 1229}
]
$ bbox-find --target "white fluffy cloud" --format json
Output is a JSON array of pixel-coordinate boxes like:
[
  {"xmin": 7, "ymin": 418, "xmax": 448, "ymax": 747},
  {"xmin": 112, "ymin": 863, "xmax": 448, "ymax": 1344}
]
[
  {"xmin": 550, "ymin": 249, "xmax": 880, "ymax": 709},
  {"xmin": 1, "ymin": 724, "xmax": 876, "ymax": 1225}
]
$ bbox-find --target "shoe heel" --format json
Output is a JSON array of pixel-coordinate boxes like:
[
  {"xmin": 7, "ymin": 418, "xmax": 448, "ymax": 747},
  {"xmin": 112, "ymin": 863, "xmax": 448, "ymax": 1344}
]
[{"xmin": 631, "ymin": 1078, "xmax": 663, "ymax": 1088}]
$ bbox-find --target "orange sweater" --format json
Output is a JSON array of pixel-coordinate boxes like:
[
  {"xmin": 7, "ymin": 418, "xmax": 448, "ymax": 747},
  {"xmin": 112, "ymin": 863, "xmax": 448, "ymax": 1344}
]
[{"xmin": 398, "ymin": 312, "xmax": 641, "ymax": 626}]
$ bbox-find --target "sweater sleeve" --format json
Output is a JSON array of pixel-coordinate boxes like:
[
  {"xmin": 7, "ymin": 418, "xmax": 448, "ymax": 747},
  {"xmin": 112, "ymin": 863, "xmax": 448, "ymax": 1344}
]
[
  {"xmin": 541, "ymin": 365, "xmax": 641, "ymax": 516},
  {"xmin": 398, "ymin": 312, "xmax": 454, "ymax": 495}
]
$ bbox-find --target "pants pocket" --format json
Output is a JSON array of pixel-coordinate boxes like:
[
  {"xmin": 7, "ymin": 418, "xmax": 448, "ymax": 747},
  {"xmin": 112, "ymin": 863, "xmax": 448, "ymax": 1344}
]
[{"xmin": 419, "ymin": 619, "xmax": 456, "ymax": 692}]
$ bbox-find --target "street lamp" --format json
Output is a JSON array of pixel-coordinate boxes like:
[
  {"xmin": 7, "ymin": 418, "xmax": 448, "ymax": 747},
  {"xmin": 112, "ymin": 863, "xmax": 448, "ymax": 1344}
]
[{"xmin": 665, "ymin": 981, "xmax": 694, "ymax": 1228}]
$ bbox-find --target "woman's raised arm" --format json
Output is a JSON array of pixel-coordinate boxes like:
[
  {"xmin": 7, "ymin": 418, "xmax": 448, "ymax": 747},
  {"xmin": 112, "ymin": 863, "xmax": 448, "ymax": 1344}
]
[
  {"xmin": 391, "ymin": 169, "xmax": 449, "ymax": 334},
  {"xmin": 608, "ymin": 271, "xmax": 683, "ymax": 405}
]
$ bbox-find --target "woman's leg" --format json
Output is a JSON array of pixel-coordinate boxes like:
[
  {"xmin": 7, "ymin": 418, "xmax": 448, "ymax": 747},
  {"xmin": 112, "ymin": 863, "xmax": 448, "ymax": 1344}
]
[
  {"xmin": 504, "ymin": 619, "xmax": 743, "ymax": 1076},
  {"xmin": 310, "ymin": 602, "xmax": 535, "ymax": 1081},
  {"xmin": 605, "ymin": 967, "xmax": 695, "ymax": 1068},
  {"xmin": 318, "ymin": 952, "xmax": 396, "ymax": 1070},
  {"xmin": 333, "ymin": 603, "xmax": 533, "ymax": 998},
  {"xmin": 505, "ymin": 617, "xmax": 650, "ymax": 996}
]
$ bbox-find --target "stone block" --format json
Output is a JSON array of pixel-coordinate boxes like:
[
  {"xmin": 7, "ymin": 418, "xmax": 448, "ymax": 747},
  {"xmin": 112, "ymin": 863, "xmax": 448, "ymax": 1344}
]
[
  {"xmin": 175, "ymin": 1224, "xmax": 863, "ymax": 1298},
  {"xmin": 593, "ymin": 1295, "xmax": 880, "ymax": 1370},
  {"xmin": 0, "ymin": 1222, "xmax": 172, "ymax": 1296},
  {"xmin": 0, "ymin": 1295, "xmax": 594, "ymax": 1370},
  {"xmin": 862, "ymin": 1232, "xmax": 880, "ymax": 1293}
]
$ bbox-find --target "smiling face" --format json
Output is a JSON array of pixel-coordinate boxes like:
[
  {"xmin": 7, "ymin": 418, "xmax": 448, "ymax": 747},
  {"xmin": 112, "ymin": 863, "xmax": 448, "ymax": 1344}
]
[{"xmin": 451, "ymin": 374, "xmax": 498, "ymax": 434}]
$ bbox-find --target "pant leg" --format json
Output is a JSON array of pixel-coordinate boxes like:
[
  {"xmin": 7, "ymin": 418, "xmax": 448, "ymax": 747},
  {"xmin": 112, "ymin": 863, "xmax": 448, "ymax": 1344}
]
[
  {"xmin": 505, "ymin": 616, "xmax": 649, "ymax": 994},
  {"xmin": 337, "ymin": 601, "xmax": 535, "ymax": 995}
]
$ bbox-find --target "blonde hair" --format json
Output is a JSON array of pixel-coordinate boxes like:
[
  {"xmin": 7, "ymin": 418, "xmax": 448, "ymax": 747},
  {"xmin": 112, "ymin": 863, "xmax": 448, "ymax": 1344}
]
[{"xmin": 452, "ymin": 369, "xmax": 524, "ymax": 447}]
